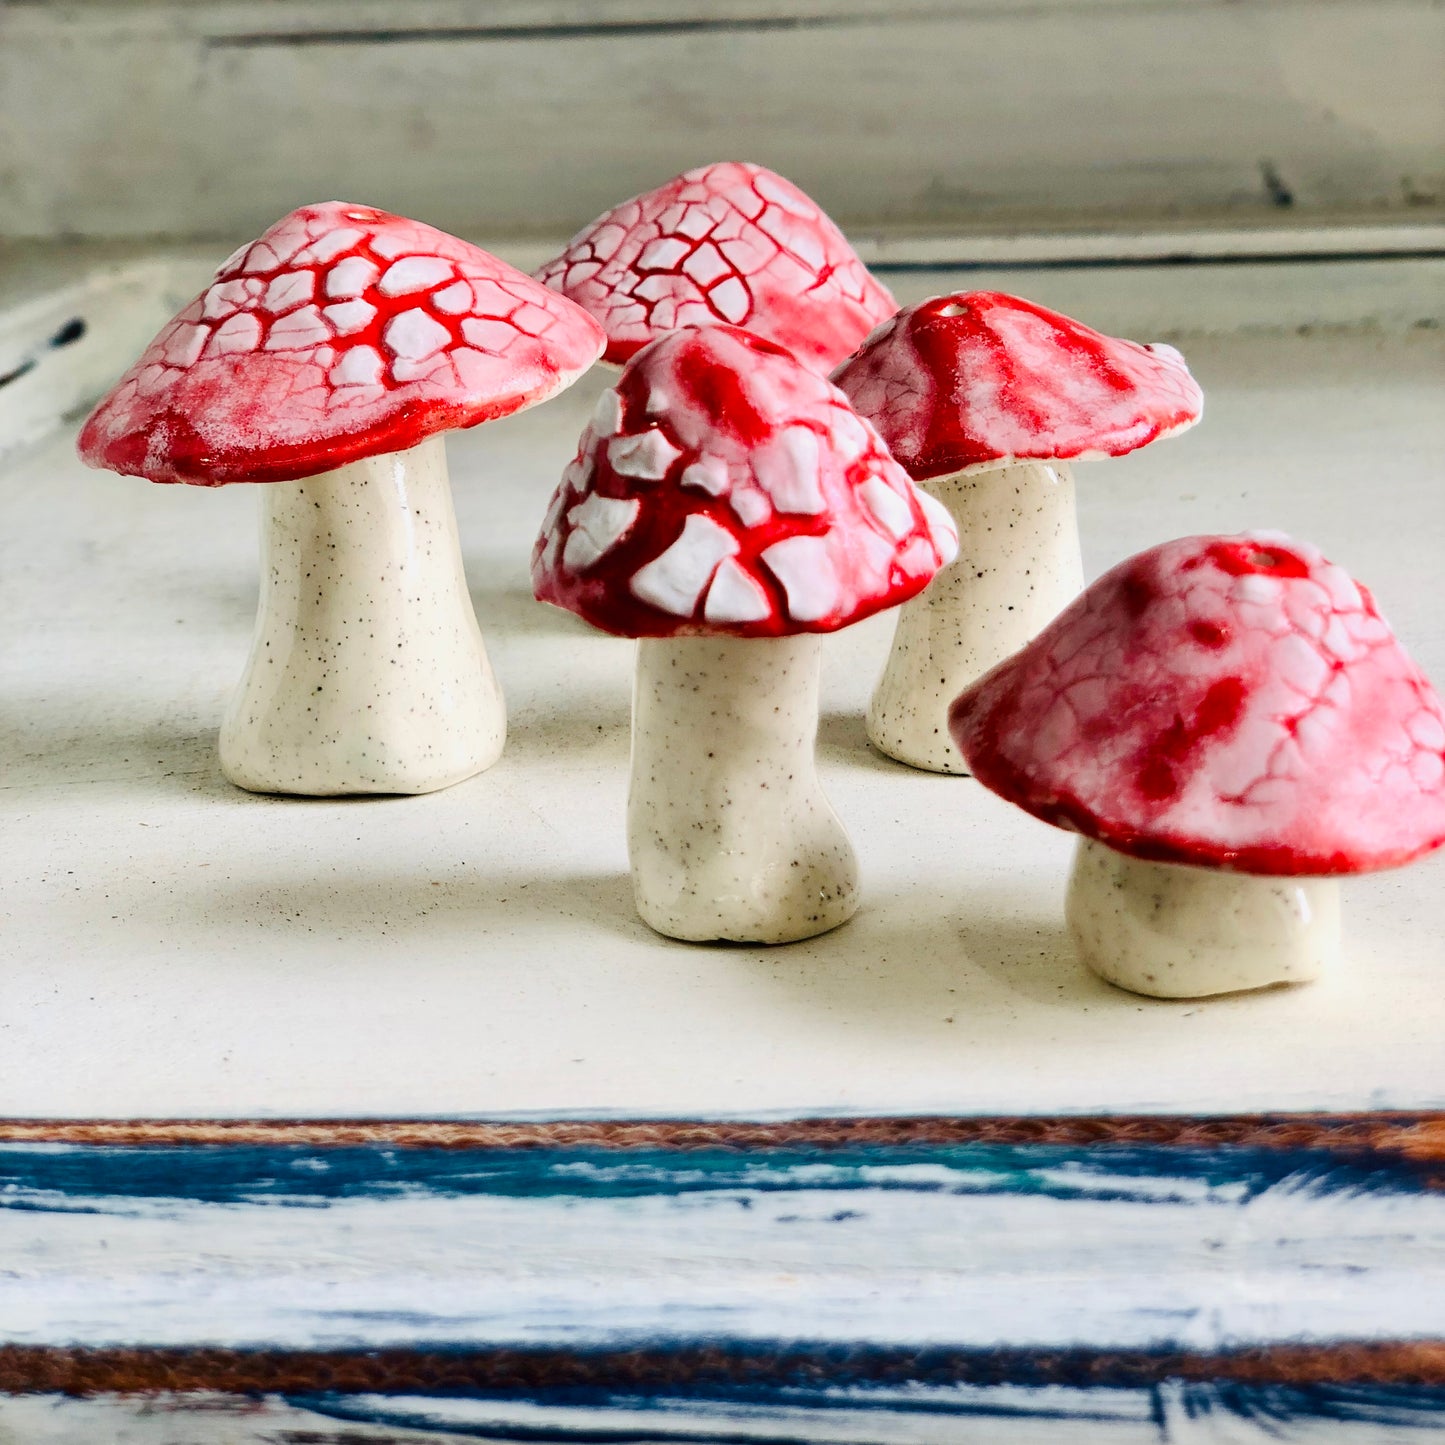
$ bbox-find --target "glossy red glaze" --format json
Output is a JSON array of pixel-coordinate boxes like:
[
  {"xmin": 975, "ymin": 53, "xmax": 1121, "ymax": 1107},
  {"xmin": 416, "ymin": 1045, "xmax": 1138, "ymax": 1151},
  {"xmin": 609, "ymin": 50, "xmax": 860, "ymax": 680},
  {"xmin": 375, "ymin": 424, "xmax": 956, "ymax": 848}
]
[
  {"xmin": 832, "ymin": 291, "xmax": 1204, "ymax": 481},
  {"xmin": 77, "ymin": 202, "xmax": 605, "ymax": 486},
  {"xmin": 531, "ymin": 326, "xmax": 958, "ymax": 639},
  {"xmin": 949, "ymin": 533, "xmax": 1445, "ymax": 875},
  {"xmin": 534, "ymin": 162, "xmax": 896, "ymax": 373}
]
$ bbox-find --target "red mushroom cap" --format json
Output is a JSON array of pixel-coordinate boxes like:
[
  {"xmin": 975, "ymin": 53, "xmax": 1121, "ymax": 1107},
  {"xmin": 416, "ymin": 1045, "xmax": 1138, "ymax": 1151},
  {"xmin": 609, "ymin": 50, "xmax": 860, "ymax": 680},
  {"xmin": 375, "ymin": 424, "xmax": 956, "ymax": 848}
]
[
  {"xmin": 534, "ymin": 162, "xmax": 896, "ymax": 374},
  {"xmin": 832, "ymin": 291, "xmax": 1204, "ymax": 481},
  {"xmin": 532, "ymin": 326, "xmax": 958, "ymax": 640},
  {"xmin": 949, "ymin": 533, "xmax": 1445, "ymax": 876},
  {"xmin": 77, "ymin": 202, "xmax": 606, "ymax": 486}
]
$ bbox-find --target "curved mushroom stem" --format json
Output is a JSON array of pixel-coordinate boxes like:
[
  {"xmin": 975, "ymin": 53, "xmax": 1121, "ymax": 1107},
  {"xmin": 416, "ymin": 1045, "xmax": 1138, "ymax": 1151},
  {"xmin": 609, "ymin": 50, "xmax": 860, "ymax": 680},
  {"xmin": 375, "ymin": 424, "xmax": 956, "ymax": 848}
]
[
  {"xmin": 628, "ymin": 634, "xmax": 859, "ymax": 944},
  {"xmin": 219, "ymin": 435, "xmax": 504, "ymax": 796},
  {"xmin": 868, "ymin": 460, "xmax": 1083, "ymax": 773},
  {"xmin": 1065, "ymin": 837, "xmax": 1339, "ymax": 998}
]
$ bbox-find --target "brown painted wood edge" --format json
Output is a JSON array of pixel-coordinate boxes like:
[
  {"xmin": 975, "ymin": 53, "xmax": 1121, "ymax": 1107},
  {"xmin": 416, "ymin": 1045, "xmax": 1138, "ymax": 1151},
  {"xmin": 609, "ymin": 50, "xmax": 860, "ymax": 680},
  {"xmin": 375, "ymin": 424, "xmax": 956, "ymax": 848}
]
[
  {"xmin": 1, "ymin": 1113, "xmax": 1443, "ymax": 1158},
  {"xmin": 2, "ymin": 1342, "xmax": 1444, "ymax": 1396}
]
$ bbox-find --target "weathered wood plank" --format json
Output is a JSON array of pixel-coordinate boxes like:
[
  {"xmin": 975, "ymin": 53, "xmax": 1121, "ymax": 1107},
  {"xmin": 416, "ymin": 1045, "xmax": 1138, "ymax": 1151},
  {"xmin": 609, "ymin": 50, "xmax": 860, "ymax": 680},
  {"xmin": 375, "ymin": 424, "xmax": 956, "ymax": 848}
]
[
  {"xmin": 3, "ymin": 1139, "xmax": 1442, "ymax": 1349},
  {"xmin": 3, "ymin": 1111, "xmax": 1445, "ymax": 1157},
  {"xmin": 2, "ymin": 237, "xmax": 1439, "ymax": 468},
  {"xmin": 1, "ymin": 1137, "xmax": 1443, "ymax": 1439},
  {"xmin": 1, "ymin": 1, "xmax": 1440, "ymax": 240},
  {"xmin": 1, "ymin": 1383, "xmax": 1440, "ymax": 1443}
]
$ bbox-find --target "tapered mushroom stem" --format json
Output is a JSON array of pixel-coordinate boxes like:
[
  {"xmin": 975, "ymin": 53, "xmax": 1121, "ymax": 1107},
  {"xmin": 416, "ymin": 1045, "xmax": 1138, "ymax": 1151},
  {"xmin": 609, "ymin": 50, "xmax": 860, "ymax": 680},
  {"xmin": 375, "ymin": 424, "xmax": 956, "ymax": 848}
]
[
  {"xmin": 219, "ymin": 434, "xmax": 504, "ymax": 796},
  {"xmin": 1065, "ymin": 837, "xmax": 1339, "ymax": 998},
  {"xmin": 628, "ymin": 634, "xmax": 859, "ymax": 944},
  {"xmin": 868, "ymin": 460, "xmax": 1083, "ymax": 773}
]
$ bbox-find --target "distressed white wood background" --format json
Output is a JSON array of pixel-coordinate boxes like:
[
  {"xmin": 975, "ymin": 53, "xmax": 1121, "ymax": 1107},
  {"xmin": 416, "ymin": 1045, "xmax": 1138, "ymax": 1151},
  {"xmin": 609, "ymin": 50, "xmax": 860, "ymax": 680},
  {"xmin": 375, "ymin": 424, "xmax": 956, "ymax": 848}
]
[{"xmin": 1, "ymin": 0, "xmax": 1442, "ymax": 242}]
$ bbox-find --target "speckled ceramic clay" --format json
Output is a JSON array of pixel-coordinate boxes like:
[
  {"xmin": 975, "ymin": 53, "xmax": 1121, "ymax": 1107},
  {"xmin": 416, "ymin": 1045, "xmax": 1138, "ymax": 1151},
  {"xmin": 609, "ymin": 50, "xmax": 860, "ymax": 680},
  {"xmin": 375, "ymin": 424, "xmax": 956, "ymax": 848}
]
[
  {"xmin": 628, "ymin": 635, "xmax": 858, "ymax": 943},
  {"xmin": 951, "ymin": 532, "xmax": 1445, "ymax": 1001},
  {"xmin": 867, "ymin": 460, "xmax": 1083, "ymax": 773},
  {"xmin": 1065, "ymin": 838, "xmax": 1338, "ymax": 997},
  {"xmin": 835, "ymin": 291, "xmax": 1203, "ymax": 775},
  {"xmin": 219, "ymin": 436, "xmax": 503, "ymax": 795},
  {"xmin": 533, "ymin": 328, "xmax": 953, "ymax": 944},
  {"xmin": 76, "ymin": 202, "xmax": 605, "ymax": 798}
]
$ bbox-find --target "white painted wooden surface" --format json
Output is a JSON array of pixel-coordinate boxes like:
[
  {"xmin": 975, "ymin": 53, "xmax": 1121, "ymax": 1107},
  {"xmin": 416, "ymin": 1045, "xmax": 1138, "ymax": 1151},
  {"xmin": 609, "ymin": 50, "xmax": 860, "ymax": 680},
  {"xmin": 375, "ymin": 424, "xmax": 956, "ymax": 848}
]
[
  {"xmin": 0, "ymin": 247, "xmax": 1442, "ymax": 1120},
  {"xmin": 2, "ymin": 0, "xmax": 1442, "ymax": 241}
]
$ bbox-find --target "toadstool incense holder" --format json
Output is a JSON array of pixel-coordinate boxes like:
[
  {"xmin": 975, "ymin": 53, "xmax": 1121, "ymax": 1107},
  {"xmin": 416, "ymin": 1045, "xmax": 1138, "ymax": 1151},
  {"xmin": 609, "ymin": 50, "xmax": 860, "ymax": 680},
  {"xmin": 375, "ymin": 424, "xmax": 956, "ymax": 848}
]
[
  {"xmin": 949, "ymin": 533, "xmax": 1445, "ymax": 998},
  {"xmin": 77, "ymin": 203, "xmax": 604, "ymax": 796},
  {"xmin": 835, "ymin": 293, "xmax": 1203, "ymax": 774},
  {"xmin": 533, "ymin": 325, "xmax": 957, "ymax": 944}
]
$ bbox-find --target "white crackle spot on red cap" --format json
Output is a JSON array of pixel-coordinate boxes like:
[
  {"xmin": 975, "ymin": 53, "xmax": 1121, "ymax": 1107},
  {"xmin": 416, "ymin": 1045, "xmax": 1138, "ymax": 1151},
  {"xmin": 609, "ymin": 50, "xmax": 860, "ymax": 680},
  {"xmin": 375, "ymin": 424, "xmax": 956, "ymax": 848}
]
[
  {"xmin": 562, "ymin": 493, "xmax": 642, "ymax": 571},
  {"xmin": 833, "ymin": 291, "xmax": 1204, "ymax": 480},
  {"xmin": 534, "ymin": 162, "xmax": 896, "ymax": 374},
  {"xmin": 948, "ymin": 532, "xmax": 1445, "ymax": 875},
  {"xmin": 609, "ymin": 428, "xmax": 683, "ymax": 480},
  {"xmin": 77, "ymin": 201, "xmax": 606, "ymax": 486},
  {"xmin": 532, "ymin": 326, "xmax": 958, "ymax": 639}
]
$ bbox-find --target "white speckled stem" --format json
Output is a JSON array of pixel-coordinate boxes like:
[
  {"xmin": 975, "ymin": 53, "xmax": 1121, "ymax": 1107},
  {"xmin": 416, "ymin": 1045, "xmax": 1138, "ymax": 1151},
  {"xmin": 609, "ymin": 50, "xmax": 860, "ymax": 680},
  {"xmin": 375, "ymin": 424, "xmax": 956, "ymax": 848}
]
[
  {"xmin": 1066, "ymin": 837, "xmax": 1339, "ymax": 998},
  {"xmin": 868, "ymin": 460, "xmax": 1083, "ymax": 773},
  {"xmin": 219, "ymin": 435, "xmax": 504, "ymax": 796},
  {"xmin": 628, "ymin": 635, "xmax": 859, "ymax": 944}
]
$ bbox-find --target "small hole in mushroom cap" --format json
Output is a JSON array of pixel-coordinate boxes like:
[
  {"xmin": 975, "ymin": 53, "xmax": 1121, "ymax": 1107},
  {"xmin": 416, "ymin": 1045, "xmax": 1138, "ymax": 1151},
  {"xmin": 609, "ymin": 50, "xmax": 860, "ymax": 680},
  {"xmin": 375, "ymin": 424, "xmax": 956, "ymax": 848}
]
[
  {"xmin": 937, "ymin": 302, "xmax": 970, "ymax": 317},
  {"xmin": 1206, "ymin": 539, "xmax": 1311, "ymax": 579}
]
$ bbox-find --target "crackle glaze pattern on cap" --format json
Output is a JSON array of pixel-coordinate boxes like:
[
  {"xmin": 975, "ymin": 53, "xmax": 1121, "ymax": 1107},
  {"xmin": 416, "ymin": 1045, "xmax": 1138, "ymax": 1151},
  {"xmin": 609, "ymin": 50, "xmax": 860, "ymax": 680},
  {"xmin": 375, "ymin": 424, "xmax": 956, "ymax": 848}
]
[
  {"xmin": 534, "ymin": 162, "xmax": 896, "ymax": 373},
  {"xmin": 949, "ymin": 532, "xmax": 1445, "ymax": 875},
  {"xmin": 832, "ymin": 291, "xmax": 1204, "ymax": 481},
  {"xmin": 532, "ymin": 326, "xmax": 958, "ymax": 639},
  {"xmin": 77, "ymin": 202, "xmax": 605, "ymax": 486}
]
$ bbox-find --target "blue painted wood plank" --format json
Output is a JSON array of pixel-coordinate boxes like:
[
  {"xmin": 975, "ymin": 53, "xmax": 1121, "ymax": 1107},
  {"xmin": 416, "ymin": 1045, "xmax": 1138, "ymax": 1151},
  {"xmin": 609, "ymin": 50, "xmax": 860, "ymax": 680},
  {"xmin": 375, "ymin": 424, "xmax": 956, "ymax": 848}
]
[
  {"xmin": 2, "ymin": 1137, "xmax": 1442, "ymax": 1438},
  {"xmin": 2, "ymin": 1140, "xmax": 1442, "ymax": 1351}
]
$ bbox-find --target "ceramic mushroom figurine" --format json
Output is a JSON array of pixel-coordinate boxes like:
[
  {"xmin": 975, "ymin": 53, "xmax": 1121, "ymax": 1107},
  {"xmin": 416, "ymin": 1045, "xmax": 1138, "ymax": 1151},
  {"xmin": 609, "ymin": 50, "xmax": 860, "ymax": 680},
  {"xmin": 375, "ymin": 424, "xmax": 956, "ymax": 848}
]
[
  {"xmin": 532, "ymin": 325, "xmax": 958, "ymax": 944},
  {"xmin": 834, "ymin": 291, "xmax": 1204, "ymax": 773},
  {"xmin": 949, "ymin": 532, "xmax": 1445, "ymax": 998},
  {"xmin": 535, "ymin": 161, "xmax": 896, "ymax": 374},
  {"xmin": 77, "ymin": 202, "xmax": 604, "ymax": 796}
]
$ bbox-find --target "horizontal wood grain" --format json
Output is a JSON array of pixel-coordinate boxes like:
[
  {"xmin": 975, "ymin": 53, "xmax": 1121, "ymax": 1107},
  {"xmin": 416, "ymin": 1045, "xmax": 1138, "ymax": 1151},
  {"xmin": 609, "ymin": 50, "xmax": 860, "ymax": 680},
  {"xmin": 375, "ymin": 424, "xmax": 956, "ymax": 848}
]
[
  {"xmin": 3, "ymin": 1111, "xmax": 1445, "ymax": 1160},
  {"xmin": 4, "ymin": 1340, "xmax": 1445, "ymax": 1395},
  {"xmin": 2, "ymin": 0, "xmax": 1441, "ymax": 240},
  {"xmin": 3, "ymin": 1134, "xmax": 1442, "ymax": 1352}
]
